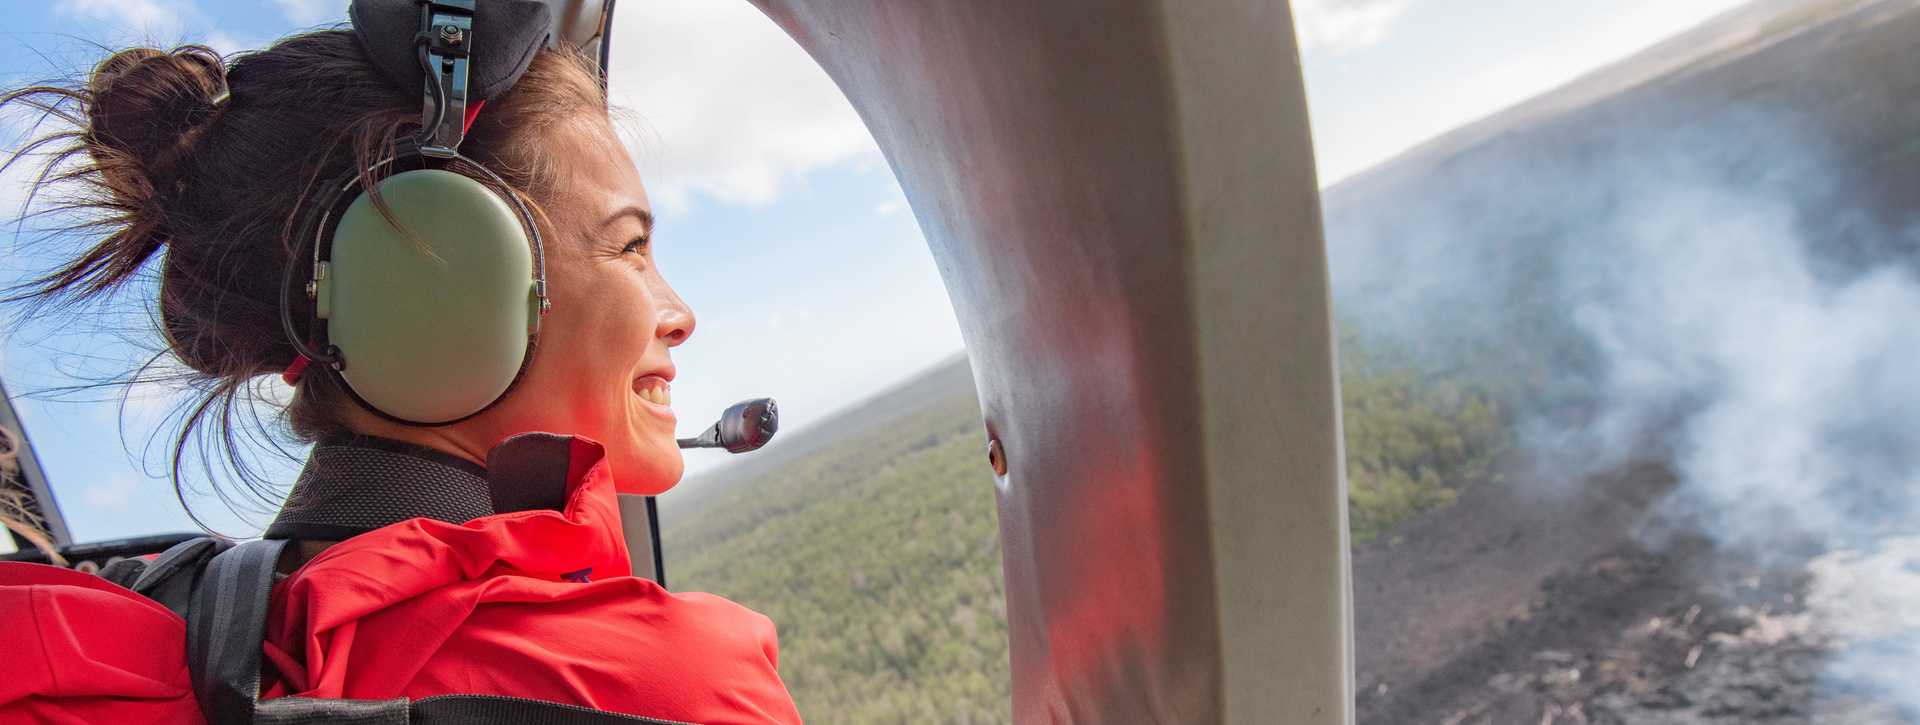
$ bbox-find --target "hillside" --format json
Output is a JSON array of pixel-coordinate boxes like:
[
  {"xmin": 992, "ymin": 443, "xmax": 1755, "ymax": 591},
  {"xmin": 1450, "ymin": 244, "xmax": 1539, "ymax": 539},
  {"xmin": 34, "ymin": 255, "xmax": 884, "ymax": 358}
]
[
  {"xmin": 658, "ymin": 353, "xmax": 976, "ymax": 526},
  {"xmin": 661, "ymin": 374, "xmax": 1007, "ymax": 724}
]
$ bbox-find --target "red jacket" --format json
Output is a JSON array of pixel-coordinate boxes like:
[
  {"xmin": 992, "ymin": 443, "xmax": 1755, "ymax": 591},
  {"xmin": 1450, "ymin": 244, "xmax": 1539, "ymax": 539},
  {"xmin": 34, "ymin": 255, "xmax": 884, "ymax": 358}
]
[
  {"xmin": 0, "ymin": 562, "xmax": 197, "ymax": 724},
  {"xmin": 0, "ymin": 437, "xmax": 801, "ymax": 724}
]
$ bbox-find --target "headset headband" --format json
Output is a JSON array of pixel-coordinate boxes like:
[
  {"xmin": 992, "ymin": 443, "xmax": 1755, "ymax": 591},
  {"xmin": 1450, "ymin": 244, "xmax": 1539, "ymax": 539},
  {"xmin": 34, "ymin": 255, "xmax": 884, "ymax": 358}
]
[{"xmin": 349, "ymin": 0, "xmax": 555, "ymax": 119}]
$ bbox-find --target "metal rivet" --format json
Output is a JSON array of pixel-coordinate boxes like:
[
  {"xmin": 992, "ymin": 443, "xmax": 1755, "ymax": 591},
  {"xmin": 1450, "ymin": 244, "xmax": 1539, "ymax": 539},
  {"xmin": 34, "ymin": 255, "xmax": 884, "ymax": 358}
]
[{"xmin": 987, "ymin": 438, "xmax": 1007, "ymax": 476}]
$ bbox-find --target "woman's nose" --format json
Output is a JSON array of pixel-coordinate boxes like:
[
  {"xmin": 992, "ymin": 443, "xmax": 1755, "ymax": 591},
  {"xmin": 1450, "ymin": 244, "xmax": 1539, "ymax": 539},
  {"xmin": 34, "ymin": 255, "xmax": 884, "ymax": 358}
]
[{"xmin": 655, "ymin": 281, "xmax": 694, "ymax": 347}]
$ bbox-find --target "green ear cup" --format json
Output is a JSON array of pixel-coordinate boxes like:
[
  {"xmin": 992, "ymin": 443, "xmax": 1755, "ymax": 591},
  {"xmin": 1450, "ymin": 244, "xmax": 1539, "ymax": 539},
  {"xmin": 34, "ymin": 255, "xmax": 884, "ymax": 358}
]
[{"xmin": 316, "ymin": 168, "xmax": 537, "ymax": 424}]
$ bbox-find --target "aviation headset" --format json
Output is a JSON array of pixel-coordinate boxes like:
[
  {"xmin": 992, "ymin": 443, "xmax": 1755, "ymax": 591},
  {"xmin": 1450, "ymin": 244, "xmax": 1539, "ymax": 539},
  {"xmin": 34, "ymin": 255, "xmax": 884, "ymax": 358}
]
[{"xmin": 279, "ymin": 0, "xmax": 564, "ymax": 426}]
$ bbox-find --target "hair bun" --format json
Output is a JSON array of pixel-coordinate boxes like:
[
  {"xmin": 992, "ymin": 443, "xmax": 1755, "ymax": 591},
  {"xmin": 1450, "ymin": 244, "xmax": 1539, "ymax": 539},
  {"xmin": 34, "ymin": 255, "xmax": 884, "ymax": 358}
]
[{"xmin": 86, "ymin": 46, "xmax": 227, "ymax": 189}]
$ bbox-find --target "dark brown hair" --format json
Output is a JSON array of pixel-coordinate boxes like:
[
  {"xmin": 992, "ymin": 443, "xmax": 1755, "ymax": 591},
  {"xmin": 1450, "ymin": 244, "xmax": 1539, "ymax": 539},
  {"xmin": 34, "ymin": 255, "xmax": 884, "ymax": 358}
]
[{"xmin": 1, "ymin": 33, "xmax": 607, "ymax": 524}]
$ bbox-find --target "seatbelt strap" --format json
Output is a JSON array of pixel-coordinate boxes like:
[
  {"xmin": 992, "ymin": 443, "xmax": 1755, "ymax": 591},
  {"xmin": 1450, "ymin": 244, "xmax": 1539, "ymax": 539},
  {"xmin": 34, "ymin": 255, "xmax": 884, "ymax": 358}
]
[{"xmin": 184, "ymin": 539, "xmax": 693, "ymax": 725}]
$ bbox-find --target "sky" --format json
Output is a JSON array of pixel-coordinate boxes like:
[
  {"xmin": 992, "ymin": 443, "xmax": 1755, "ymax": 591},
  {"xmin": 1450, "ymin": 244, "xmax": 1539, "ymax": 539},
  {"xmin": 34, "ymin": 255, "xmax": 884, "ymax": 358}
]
[{"xmin": 1, "ymin": 0, "xmax": 1758, "ymax": 544}]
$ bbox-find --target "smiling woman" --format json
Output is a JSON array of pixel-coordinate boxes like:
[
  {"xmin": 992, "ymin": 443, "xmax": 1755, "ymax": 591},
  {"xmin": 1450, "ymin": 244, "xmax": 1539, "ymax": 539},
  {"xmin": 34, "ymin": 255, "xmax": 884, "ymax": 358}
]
[
  {"xmin": 332, "ymin": 74, "xmax": 698, "ymax": 499},
  {"xmin": 0, "ymin": 2, "xmax": 799, "ymax": 722}
]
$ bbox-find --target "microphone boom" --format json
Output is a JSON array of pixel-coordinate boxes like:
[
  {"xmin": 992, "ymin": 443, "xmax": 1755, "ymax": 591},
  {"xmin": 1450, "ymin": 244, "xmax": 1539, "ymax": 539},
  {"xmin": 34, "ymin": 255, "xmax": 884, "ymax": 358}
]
[{"xmin": 677, "ymin": 398, "xmax": 779, "ymax": 454}]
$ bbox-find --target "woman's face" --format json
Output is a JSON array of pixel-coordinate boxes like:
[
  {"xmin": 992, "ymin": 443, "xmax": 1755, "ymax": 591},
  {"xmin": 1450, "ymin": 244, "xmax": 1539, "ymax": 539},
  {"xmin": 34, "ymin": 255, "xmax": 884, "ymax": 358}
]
[{"xmin": 475, "ymin": 117, "xmax": 693, "ymax": 494}]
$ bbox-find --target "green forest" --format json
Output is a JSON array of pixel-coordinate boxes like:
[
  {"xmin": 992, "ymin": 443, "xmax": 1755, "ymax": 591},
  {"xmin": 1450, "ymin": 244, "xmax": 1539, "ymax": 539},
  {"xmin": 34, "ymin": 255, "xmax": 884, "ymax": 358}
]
[{"xmin": 663, "ymin": 357, "xmax": 1505, "ymax": 724}]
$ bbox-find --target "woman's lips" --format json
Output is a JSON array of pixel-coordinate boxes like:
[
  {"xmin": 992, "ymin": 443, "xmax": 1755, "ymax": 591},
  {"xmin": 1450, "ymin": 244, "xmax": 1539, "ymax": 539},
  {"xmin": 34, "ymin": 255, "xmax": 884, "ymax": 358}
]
[{"xmin": 632, "ymin": 375, "xmax": 675, "ymax": 423}]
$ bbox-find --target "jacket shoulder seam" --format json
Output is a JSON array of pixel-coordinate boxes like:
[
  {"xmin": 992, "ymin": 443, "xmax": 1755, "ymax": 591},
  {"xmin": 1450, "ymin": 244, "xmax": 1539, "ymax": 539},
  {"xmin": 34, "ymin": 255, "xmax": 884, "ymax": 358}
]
[{"xmin": 26, "ymin": 585, "xmax": 63, "ymax": 697}]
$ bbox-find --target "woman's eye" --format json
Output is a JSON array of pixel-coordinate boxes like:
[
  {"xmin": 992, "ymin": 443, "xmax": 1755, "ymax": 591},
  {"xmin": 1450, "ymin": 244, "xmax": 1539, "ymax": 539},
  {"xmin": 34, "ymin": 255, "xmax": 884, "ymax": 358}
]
[{"xmin": 622, "ymin": 237, "xmax": 649, "ymax": 255}]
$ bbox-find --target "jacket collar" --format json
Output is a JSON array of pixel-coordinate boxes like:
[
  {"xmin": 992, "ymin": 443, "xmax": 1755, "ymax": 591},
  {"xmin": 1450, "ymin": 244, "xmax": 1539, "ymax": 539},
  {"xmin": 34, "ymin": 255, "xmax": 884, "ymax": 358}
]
[{"xmin": 265, "ymin": 432, "xmax": 577, "ymax": 541}]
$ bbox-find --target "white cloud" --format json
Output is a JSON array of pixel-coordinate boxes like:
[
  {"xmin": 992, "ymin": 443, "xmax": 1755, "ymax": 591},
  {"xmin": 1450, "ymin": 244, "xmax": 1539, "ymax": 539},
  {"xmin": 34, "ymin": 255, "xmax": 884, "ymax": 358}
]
[
  {"xmin": 54, "ymin": 0, "xmax": 195, "ymax": 43},
  {"xmin": 201, "ymin": 30, "xmax": 248, "ymax": 56},
  {"xmin": 83, "ymin": 473, "xmax": 138, "ymax": 509},
  {"xmin": 604, "ymin": 0, "xmax": 879, "ymax": 212},
  {"xmin": 55, "ymin": 0, "xmax": 186, "ymax": 28},
  {"xmin": 270, "ymin": 0, "xmax": 347, "ymax": 26},
  {"xmin": 1292, "ymin": 0, "xmax": 1417, "ymax": 55},
  {"xmin": 52, "ymin": 0, "xmax": 251, "ymax": 54}
]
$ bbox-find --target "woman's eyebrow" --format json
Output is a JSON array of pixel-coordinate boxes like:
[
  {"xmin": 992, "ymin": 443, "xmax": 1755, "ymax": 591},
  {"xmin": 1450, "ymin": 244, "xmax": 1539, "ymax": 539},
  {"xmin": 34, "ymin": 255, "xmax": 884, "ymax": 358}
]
[{"xmin": 602, "ymin": 206, "xmax": 654, "ymax": 234}]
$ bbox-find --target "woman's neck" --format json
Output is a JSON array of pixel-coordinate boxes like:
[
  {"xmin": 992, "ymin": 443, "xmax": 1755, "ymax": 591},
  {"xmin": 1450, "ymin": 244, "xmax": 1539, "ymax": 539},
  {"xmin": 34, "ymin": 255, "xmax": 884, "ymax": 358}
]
[{"xmin": 336, "ymin": 407, "xmax": 495, "ymax": 468}]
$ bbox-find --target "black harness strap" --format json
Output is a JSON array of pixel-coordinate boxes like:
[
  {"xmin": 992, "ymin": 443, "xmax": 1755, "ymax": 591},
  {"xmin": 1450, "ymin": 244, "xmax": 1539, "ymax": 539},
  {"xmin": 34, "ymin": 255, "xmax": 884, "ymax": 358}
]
[
  {"xmin": 135, "ymin": 537, "xmax": 234, "ymax": 615},
  {"xmin": 100, "ymin": 535, "xmax": 233, "ymax": 618},
  {"xmin": 256, "ymin": 697, "xmax": 409, "ymax": 725},
  {"xmin": 410, "ymin": 695, "xmax": 694, "ymax": 724}
]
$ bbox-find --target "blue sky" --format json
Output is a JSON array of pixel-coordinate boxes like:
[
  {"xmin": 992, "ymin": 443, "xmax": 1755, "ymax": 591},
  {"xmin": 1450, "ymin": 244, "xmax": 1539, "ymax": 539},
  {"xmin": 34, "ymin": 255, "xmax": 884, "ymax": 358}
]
[{"xmin": 3, "ymin": 0, "xmax": 1754, "ymax": 545}]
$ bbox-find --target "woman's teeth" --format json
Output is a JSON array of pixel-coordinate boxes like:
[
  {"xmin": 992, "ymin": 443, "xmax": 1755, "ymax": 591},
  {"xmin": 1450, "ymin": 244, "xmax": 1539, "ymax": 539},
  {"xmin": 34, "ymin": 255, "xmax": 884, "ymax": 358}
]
[{"xmin": 638, "ymin": 382, "xmax": 671, "ymax": 407}]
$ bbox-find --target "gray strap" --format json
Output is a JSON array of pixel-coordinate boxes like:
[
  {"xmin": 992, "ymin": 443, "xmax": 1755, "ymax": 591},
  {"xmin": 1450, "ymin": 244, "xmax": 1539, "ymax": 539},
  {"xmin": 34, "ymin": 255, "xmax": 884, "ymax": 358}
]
[
  {"xmin": 188, "ymin": 539, "xmax": 290, "ymax": 725},
  {"xmin": 97, "ymin": 556, "xmax": 148, "ymax": 588},
  {"xmin": 190, "ymin": 539, "xmax": 411, "ymax": 725}
]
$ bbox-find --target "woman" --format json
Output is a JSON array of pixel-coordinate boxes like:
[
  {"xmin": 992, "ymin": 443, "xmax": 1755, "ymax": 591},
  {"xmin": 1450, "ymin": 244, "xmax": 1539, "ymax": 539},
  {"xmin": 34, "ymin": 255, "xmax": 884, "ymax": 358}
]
[{"xmin": 0, "ymin": 22, "xmax": 801, "ymax": 725}]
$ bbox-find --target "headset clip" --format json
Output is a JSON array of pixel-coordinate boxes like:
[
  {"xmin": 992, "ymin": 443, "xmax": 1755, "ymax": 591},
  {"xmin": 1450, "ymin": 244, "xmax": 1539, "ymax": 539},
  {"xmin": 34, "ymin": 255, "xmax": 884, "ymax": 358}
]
[{"xmin": 416, "ymin": 0, "xmax": 475, "ymax": 158}]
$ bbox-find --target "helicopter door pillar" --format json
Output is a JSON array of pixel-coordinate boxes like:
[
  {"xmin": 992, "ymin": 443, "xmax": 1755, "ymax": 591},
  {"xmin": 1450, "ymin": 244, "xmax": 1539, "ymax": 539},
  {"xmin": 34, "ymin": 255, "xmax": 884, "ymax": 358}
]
[{"xmin": 747, "ymin": 0, "xmax": 1352, "ymax": 722}]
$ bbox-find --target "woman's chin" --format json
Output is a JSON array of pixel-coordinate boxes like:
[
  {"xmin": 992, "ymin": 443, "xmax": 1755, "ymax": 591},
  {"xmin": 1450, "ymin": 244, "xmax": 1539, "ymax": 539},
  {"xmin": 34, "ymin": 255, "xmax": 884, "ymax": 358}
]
[{"xmin": 610, "ymin": 438, "xmax": 683, "ymax": 495}]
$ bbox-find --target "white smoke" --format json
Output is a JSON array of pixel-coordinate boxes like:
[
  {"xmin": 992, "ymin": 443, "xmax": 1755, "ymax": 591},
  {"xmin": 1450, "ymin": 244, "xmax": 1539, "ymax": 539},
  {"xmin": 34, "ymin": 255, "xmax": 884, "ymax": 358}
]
[
  {"xmin": 1807, "ymin": 537, "xmax": 1920, "ymax": 715},
  {"xmin": 1568, "ymin": 174, "xmax": 1920, "ymax": 548},
  {"xmin": 1559, "ymin": 143, "xmax": 1920, "ymax": 714}
]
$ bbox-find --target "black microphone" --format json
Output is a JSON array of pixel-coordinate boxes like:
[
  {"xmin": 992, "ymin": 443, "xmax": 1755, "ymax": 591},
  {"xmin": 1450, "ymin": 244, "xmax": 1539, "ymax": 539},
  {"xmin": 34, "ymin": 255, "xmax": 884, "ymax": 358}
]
[{"xmin": 677, "ymin": 398, "xmax": 779, "ymax": 453}]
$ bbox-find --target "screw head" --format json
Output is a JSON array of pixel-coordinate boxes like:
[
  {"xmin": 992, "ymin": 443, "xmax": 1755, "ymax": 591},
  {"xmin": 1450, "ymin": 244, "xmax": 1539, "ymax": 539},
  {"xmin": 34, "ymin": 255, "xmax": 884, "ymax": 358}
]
[
  {"xmin": 987, "ymin": 439, "xmax": 1007, "ymax": 476},
  {"xmin": 439, "ymin": 24, "xmax": 463, "ymax": 44}
]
